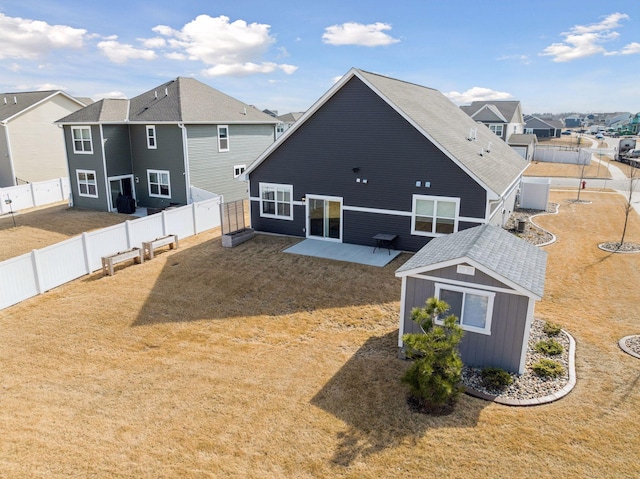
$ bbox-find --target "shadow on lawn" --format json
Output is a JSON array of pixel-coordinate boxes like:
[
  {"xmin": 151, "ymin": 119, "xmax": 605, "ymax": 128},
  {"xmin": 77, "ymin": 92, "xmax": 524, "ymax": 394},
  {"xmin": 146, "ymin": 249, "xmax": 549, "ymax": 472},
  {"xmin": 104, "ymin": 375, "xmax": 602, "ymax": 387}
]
[
  {"xmin": 310, "ymin": 331, "xmax": 487, "ymax": 467},
  {"xmin": 132, "ymin": 233, "xmax": 407, "ymax": 326}
]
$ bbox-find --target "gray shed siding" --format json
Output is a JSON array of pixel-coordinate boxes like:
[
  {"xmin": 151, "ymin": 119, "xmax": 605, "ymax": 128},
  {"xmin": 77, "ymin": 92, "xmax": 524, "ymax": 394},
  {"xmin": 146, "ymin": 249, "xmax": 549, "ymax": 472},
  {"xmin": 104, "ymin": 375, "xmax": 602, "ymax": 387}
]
[
  {"xmin": 187, "ymin": 124, "xmax": 273, "ymax": 202},
  {"xmin": 249, "ymin": 76, "xmax": 487, "ymax": 252},
  {"xmin": 103, "ymin": 125, "xmax": 132, "ymax": 177},
  {"xmin": 130, "ymin": 124, "xmax": 187, "ymax": 208},
  {"xmin": 402, "ymin": 267, "xmax": 531, "ymax": 373},
  {"xmin": 64, "ymin": 125, "xmax": 109, "ymax": 211}
]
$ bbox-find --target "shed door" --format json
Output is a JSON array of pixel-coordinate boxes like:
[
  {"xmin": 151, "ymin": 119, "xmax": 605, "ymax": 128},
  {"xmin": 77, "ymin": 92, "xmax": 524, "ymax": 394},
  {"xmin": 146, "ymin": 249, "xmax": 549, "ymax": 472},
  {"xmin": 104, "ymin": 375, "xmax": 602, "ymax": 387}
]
[{"xmin": 306, "ymin": 195, "xmax": 342, "ymax": 242}]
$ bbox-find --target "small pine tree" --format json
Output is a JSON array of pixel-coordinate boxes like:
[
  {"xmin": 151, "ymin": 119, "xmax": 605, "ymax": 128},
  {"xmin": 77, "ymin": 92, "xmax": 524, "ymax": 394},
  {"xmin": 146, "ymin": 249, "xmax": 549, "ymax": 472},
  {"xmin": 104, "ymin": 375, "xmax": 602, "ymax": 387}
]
[{"xmin": 401, "ymin": 297, "xmax": 464, "ymax": 411}]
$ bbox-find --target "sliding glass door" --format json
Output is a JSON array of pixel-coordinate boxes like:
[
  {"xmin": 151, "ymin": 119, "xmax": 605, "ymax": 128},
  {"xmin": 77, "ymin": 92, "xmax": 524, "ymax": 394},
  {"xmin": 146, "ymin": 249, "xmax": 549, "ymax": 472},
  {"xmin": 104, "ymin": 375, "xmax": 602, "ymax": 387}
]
[{"xmin": 307, "ymin": 195, "xmax": 342, "ymax": 241}]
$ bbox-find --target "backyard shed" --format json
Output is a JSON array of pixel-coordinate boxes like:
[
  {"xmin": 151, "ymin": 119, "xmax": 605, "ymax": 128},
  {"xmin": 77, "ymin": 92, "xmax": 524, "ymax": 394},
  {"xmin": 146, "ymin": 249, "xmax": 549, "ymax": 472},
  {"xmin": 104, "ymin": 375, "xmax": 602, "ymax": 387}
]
[{"xmin": 395, "ymin": 224, "xmax": 547, "ymax": 374}]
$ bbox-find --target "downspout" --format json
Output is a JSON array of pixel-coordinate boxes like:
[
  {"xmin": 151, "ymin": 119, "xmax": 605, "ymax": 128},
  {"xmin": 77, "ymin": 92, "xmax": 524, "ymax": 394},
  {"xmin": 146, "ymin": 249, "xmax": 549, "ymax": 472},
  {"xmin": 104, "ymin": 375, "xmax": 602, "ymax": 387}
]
[
  {"xmin": 57, "ymin": 124, "xmax": 72, "ymax": 206},
  {"xmin": 99, "ymin": 124, "xmax": 110, "ymax": 211},
  {"xmin": 178, "ymin": 123, "xmax": 191, "ymax": 204},
  {"xmin": 1, "ymin": 121, "xmax": 17, "ymax": 187}
]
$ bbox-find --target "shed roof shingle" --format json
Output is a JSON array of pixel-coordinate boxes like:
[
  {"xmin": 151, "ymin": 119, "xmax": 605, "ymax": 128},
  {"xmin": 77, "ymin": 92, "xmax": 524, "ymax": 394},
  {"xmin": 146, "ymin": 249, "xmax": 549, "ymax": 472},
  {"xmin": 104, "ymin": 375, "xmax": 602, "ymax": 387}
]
[{"xmin": 395, "ymin": 224, "xmax": 547, "ymax": 298}]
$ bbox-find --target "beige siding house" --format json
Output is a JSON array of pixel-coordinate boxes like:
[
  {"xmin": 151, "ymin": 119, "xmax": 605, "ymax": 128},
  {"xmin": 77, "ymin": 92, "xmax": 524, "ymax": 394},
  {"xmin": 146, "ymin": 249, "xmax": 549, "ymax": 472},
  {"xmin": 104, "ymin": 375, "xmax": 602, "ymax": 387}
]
[{"xmin": 0, "ymin": 91, "xmax": 87, "ymax": 187}]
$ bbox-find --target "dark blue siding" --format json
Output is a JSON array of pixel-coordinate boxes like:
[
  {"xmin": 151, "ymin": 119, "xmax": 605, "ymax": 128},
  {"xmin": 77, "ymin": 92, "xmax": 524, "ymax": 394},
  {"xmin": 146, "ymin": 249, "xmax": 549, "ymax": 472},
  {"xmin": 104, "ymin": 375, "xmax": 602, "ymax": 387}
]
[
  {"xmin": 249, "ymin": 76, "xmax": 487, "ymax": 252},
  {"xmin": 104, "ymin": 125, "xmax": 132, "ymax": 177}
]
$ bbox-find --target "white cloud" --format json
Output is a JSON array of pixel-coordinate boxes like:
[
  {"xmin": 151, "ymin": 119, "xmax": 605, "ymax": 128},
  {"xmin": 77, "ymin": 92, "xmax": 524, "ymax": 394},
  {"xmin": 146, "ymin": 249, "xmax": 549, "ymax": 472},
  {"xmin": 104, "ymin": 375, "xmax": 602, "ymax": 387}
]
[
  {"xmin": 620, "ymin": 42, "xmax": 640, "ymax": 55},
  {"xmin": 152, "ymin": 14, "xmax": 296, "ymax": 76},
  {"xmin": 0, "ymin": 13, "xmax": 86, "ymax": 60},
  {"xmin": 496, "ymin": 54, "xmax": 531, "ymax": 65},
  {"xmin": 94, "ymin": 91, "xmax": 127, "ymax": 100},
  {"xmin": 202, "ymin": 62, "xmax": 297, "ymax": 77},
  {"xmin": 139, "ymin": 37, "xmax": 166, "ymax": 48},
  {"xmin": 540, "ymin": 12, "xmax": 635, "ymax": 62},
  {"xmin": 36, "ymin": 83, "xmax": 67, "ymax": 91},
  {"xmin": 445, "ymin": 87, "xmax": 513, "ymax": 105},
  {"xmin": 97, "ymin": 39, "xmax": 157, "ymax": 64},
  {"xmin": 322, "ymin": 22, "xmax": 400, "ymax": 47},
  {"xmin": 9, "ymin": 63, "xmax": 21, "ymax": 72}
]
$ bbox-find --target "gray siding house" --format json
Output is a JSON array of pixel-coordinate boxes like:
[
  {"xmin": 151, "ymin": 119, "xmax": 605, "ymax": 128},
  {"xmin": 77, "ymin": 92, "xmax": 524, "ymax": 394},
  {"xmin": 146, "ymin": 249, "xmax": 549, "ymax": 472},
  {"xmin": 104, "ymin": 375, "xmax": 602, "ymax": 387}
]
[
  {"xmin": 396, "ymin": 224, "xmax": 547, "ymax": 374},
  {"xmin": 56, "ymin": 77, "xmax": 278, "ymax": 212},
  {"xmin": 460, "ymin": 100, "xmax": 525, "ymax": 143},
  {"xmin": 244, "ymin": 68, "xmax": 528, "ymax": 252}
]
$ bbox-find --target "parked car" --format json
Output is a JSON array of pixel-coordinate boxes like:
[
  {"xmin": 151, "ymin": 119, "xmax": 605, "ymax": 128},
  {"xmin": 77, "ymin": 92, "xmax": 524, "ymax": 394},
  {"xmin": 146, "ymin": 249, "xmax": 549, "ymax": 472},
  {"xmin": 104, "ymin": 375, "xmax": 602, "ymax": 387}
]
[
  {"xmin": 561, "ymin": 130, "xmax": 572, "ymax": 135},
  {"xmin": 627, "ymin": 149, "xmax": 640, "ymax": 158},
  {"xmin": 595, "ymin": 133, "xmax": 604, "ymax": 139}
]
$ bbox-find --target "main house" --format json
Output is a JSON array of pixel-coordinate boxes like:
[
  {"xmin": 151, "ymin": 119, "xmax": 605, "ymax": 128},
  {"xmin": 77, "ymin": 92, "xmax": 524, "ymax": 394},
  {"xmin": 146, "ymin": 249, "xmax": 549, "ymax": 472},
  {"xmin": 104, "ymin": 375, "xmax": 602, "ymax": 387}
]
[
  {"xmin": 460, "ymin": 100, "xmax": 525, "ymax": 143},
  {"xmin": 56, "ymin": 77, "xmax": 279, "ymax": 212},
  {"xmin": 0, "ymin": 90, "xmax": 87, "ymax": 187},
  {"xmin": 244, "ymin": 68, "xmax": 529, "ymax": 252}
]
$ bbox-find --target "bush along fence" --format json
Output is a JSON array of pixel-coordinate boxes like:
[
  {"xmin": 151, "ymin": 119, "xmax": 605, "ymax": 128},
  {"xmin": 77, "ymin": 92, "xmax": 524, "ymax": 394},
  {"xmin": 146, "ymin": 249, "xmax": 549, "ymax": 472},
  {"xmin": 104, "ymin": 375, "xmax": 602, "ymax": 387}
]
[
  {"xmin": 0, "ymin": 197, "xmax": 221, "ymax": 310},
  {"xmin": 0, "ymin": 178, "xmax": 71, "ymax": 215}
]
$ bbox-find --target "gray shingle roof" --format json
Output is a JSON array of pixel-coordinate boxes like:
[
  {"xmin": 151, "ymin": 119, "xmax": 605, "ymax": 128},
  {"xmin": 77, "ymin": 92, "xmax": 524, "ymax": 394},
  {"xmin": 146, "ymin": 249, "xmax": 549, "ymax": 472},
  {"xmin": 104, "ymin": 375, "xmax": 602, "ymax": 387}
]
[
  {"xmin": 395, "ymin": 224, "xmax": 547, "ymax": 298},
  {"xmin": 1, "ymin": 91, "xmax": 85, "ymax": 122},
  {"xmin": 356, "ymin": 69, "xmax": 528, "ymax": 196},
  {"xmin": 460, "ymin": 101, "xmax": 522, "ymax": 124},
  {"xmin": 57, "ymin": 77, "xmax": 279, "ymax": 124}
]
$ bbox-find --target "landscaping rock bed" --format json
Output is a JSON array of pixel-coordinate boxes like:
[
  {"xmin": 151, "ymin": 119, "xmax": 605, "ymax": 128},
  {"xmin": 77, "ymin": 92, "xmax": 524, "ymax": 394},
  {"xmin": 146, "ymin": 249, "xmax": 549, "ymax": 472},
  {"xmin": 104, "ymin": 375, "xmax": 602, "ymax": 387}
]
[
  {"xmin": 503, "ymin": 203, "xmax": 557, "ymax": 245},
  {"xmin": 461, "ymin": 319, "xmax": 571, "ymax": 403}
]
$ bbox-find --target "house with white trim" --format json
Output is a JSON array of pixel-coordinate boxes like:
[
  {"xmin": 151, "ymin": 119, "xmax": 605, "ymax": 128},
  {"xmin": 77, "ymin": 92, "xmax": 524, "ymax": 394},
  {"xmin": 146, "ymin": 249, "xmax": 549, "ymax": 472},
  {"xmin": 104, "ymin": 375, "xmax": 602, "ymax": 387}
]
[
  {"xmin": 460, "ymin": 100, "xmax": 525, "ymax": 143},
  {"xmin": 244, "ymin": 68, "xmax": 529, "ymax": 252},
  {"xmin": 0, "ymin": 91, "xmax": 87, "ymax": 187},
  {"xmin": 56, "ymin": 77, "xmax": 279, "ymax": 212}
]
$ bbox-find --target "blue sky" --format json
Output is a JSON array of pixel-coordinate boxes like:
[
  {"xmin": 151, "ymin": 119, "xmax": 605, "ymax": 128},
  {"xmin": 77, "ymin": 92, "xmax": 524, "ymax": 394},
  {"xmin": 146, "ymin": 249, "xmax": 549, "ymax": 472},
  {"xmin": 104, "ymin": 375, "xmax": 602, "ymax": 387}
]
[{"xmin": 1, "ymin": 0, "xmax": 639, "ymax": 115}]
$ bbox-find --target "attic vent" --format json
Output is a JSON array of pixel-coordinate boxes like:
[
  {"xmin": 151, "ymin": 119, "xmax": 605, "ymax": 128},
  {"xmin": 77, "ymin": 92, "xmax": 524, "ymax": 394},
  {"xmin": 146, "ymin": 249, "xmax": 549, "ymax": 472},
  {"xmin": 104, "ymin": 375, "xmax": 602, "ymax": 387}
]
[
  {"xmin": 3, "ymin": 98, "xmax": 6, "ymax": 105},
  {"xmin": 14, "ymin": 96, "xmax": 17, "ymax": 104},
  {"xmin": 478, "ymin": 148, "xmax": 484, "ymax": 157},
  {"xmin": 467, "ymin": 128, "xmax": 477, "ymax": 141},
  {"xmin": 154, "ymin": 91, "xmax": 157, "ymax": 99},
  {"xmin": 243, "ymin": 107, "xmax": 247, "ymax": 115},
  {"xmin": 486, "ymin": 141, "xmax": 492, "ymax": 153},
  {"xmin": 165, "ymin": 88, "xmax": 168, "ymax": 96}
]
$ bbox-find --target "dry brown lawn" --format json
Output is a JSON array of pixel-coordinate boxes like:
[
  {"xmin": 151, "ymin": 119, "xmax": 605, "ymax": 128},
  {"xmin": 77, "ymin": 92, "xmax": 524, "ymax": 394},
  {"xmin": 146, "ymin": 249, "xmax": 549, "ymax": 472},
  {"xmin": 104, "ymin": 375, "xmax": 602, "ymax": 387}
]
[
  {"xmin": 0, "ymin": 203, "xmax": 135, "ymax": 261},
  {"xmin": 524, "ymin": 160, "xmax": 612, "ymax": 179},
  {"xmin": 1, "ymin": 190, "xmax": 640, "ymax": 478}
]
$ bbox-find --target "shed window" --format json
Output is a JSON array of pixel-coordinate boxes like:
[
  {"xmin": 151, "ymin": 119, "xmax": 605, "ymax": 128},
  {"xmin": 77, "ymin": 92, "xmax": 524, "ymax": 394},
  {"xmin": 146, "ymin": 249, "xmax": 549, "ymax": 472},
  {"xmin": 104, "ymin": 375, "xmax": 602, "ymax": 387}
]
[
  {"xmin": 147, "ymin": 169, "xmax": 171, "ymax": 198},
  {"xmin": 72, "ymin": 126, "xmax": 93, "ymax": 154},
  {"xmin": 411, "ymin": 195, "xmax": 459, "ymax": 236},
  {"xmin": 76, "ymin": 169, "xmax": 98, "ymax": 198},
  {"xmin": 259, "ymin": 183, "xmax": 293, "ymax": 220},
  {"xmin": 218, "ymin": 125, "xmax": 229, "ymax": 152},
  {"xmin": 434, "ymin": 283, "xmax": 494, "ymax": 335}
]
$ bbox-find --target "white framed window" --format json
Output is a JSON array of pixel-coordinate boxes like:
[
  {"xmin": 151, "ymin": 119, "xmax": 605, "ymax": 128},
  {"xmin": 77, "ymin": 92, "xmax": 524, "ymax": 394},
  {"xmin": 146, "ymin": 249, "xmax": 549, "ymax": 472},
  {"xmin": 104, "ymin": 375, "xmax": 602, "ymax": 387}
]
[
  {"xmin": 71, "ymin": 126, "xmax": 93, "ymax": 154},
  {"xmin": 489, "ymin": 124, "xmax": 504, "ymax": 137},
  {"xmin": 76, "ymin": 169, "xmax": 98, "ymax": 198},
  {"xmin": 434, "ymin": 283, "xmax": 495, "ymax": 335},
  {"xmin": 146, "ymin": 125, "xmax": 157, "ymax": 149},
  {"xmin": 147, "ymin": 169, "xmax": 171, "ymax": 198},
  {"xmin": 218, "ymin": 125, "xmax": 229, "ymax": 152},
  {"xmin": 411, "ymin": 195, "xmax": 459, "ymax": 236},
  {"xmin": 233, "ymin": 165, "xmax": 246, "ymax": 178},
  {"xmin": 259, "ymin": 183, "xmax": 293, "ymax": 220}
]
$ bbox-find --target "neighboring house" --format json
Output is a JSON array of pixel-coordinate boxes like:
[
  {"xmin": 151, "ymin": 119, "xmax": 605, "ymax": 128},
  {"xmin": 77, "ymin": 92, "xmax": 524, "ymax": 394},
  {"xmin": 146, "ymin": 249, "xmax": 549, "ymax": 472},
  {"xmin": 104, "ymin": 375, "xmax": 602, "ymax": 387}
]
[
  {"xmin": 275, "ymin": 112, "xmax": 304, "ymax": 138},
  {"xmin": 395, "ymin": 224, "xmax": 547, "ymax": 374},
  {"xmin": 0, "ymin": 91, "xmax": 87, "ymax": 187},
  {"xmin": 460, "ymin": 101, "xmax": 525, "ymax": 142},
  {"xmin": 56, "ymin": 77, "xmax": 279, "ymax": 212},
  {"xmin": 605, "ymin": 112, "xmax": 632, "ymax": 129},
  {"xmin": 244, "ymin": 68, "xmax": 529, "ymax": 253},
  {"xmin": 629, "ymin": 112, "xmax": 640, "ymax": 135},
  {"xmin": 524, "ymin": 115, "xmax": 561, "ymax": 139},
  {"xmin": 564, "ymin": 116, "xmax": 583, "ymax": 128},
  {"xmin": 507, "ymin": 134, "xmax": 538, "ymax": 161}
]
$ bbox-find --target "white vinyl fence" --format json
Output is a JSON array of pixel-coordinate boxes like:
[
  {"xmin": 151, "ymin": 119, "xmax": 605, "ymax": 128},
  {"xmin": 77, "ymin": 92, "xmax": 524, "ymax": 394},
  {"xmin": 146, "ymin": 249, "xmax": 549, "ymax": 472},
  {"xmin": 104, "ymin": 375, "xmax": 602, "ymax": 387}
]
[
  {"xmin": 533, "ymin": 146, "xmax": 591, "ymax": 165},
  {"xmin": 0, "ymin": 197, "xmax": 222, "ymax": 310},
  {"xmin": 0, "ymin": 178, "xmax": 70, "ymax": 214}
]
